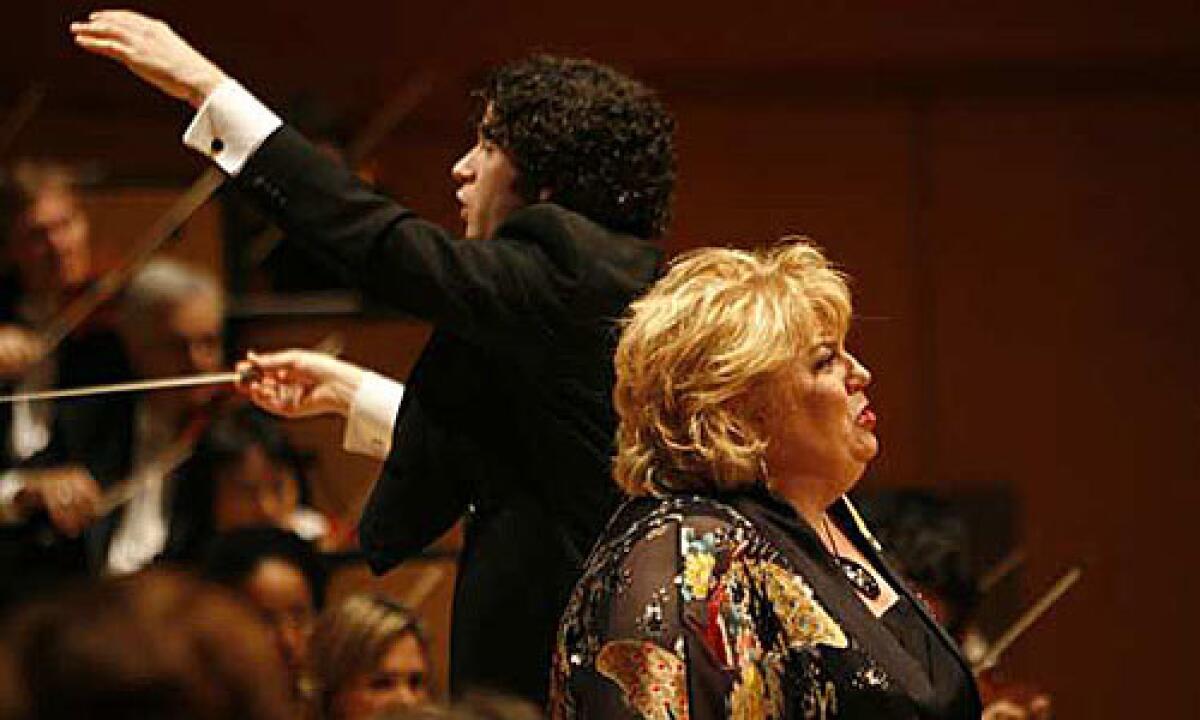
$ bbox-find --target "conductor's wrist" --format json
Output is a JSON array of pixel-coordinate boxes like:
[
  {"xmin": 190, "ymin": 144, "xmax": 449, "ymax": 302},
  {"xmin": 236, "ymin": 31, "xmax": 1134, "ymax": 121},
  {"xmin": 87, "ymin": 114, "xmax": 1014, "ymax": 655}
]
[
  {"xmin": 330, "ymin": 363, "xmax": 365, "ymax": 418},
  {"xmin": 187, "ymin": 65, "xmax": 229, "ymax": 109}
]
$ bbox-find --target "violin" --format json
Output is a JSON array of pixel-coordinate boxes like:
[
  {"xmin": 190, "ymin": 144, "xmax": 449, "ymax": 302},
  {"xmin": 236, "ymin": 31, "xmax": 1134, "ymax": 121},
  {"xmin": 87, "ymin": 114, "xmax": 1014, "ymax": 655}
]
[
  {"xmin": 977, "ymin": 667, "xmax": 1052, "ymax": 720},
  {"xmin": 969, "ymin": 567, "xmax": 1081, "ymax": 719}
]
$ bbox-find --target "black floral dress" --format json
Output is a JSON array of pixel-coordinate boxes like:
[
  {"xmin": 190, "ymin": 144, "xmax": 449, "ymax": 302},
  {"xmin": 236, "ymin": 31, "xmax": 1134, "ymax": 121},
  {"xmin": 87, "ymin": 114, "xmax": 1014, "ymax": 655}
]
[{"xmin": 549, "ymin": 488, "xmax": 981, "ymax": 719}]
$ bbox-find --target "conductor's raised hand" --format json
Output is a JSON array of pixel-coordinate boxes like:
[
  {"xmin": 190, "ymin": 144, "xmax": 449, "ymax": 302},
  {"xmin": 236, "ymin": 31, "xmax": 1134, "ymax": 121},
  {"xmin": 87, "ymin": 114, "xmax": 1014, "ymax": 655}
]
[
  {"xmin": 236, "ymin": 350, "xmax": 365, "ymax": 420},
  {"xmin": 70, "ymin": 10, "xmax": 226, "ymax": 108}
]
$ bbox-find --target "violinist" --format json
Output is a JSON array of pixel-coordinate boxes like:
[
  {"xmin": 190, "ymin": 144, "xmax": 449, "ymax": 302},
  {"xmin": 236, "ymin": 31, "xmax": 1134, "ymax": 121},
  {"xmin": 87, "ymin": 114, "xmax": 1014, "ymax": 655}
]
[
  {"xmin": 98, "ymin": 258, "xmax": 224, "ymax": 574},
  {"xmin": 0, "ymin": 160, "xmax": 111, "ymax": 471},
  {"xmin": 859, "ymin": 490, "xmax": 1052, "ymax": 720},
  {"xmin": 0, "ymin": 162, "xmax": 130, "ymax": 604},
  {"xmin": 0, "ymin": 258, "xmax": 224, "ymax": 599}
]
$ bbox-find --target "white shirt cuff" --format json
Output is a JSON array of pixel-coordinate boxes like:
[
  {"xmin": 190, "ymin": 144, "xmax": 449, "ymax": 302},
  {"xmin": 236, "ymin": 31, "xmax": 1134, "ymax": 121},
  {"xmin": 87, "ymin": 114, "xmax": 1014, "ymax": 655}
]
[
  {"xmin": 343, "ymin": 371, "xmax": 404, "ymax": 460},
  {"xmin": 182, "ymin": 78, "xmax": 282, "ymax": 176}
]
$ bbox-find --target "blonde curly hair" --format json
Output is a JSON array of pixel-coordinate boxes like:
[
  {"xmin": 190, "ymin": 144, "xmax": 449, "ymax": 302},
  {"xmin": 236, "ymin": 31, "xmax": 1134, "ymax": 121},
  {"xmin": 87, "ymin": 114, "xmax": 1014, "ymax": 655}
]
[{"xmin": 613, "ymin": 239, "xmax": 852, "ymax": 496}]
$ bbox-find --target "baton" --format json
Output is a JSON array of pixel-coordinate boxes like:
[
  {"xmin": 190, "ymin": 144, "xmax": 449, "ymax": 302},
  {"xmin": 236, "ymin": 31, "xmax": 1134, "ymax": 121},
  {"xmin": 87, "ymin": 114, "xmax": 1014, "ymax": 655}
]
[{"xmin": 0, "ymin": 371, "xmax": 244, "ymax": 404}]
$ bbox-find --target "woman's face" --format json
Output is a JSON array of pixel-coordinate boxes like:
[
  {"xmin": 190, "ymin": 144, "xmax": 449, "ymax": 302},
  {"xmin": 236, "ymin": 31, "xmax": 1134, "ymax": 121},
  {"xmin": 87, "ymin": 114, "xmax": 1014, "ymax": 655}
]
[
  {"xmin": 334, "ymin": 633, "xmax": 431, "ymax": 719},
  {"xmin": 242, "ymin": 560, "xmax": 316, "ymax": 692},
  {"xmin": 763, "ymin": 340, "xmax": 878, "ymax": 504}
]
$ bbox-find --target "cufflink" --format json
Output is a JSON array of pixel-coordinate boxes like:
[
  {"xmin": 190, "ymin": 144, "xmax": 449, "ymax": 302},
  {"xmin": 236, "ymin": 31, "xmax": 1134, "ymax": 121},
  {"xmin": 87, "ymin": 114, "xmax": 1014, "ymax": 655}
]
[{"xmin": 210, "ymin": 138, "xmax": 225, "ymax": 154}]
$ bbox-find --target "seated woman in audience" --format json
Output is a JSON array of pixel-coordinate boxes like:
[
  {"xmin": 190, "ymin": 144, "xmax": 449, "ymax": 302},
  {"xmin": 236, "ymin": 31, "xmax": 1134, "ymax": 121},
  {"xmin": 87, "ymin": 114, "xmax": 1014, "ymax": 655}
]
[
  {"xmin": 309, "ymin": 593, "xmax": 432, "ymax": 719},
  {"xmin": 0, "ymin": 569, "xmax": 291, "ymax": 720},
  {"xmin": 549, "ymin": 241, "xmax": 981, "ymax": 718},
  {"xmin": 202, "ymin": 526, "xmax": 326, "ymax": 709}
]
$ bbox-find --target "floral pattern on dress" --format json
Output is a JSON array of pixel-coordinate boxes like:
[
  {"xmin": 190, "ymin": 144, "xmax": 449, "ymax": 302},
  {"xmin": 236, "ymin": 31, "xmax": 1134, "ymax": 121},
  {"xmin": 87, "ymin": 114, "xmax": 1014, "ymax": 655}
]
[
  {"xmin": 681, "ymin": 526, "xmax": 719, "ymax": 601},
  {"xmin": 728, "ymin": 652, "xmax": 786, "ymax": 720},
  {"xmin": 596, "ymin": 640, "xmax": 690, "ymax": 720},
  {"xmin": 549, "ymin": 493, "xmax": 978, "ymax": 720},
  {"xmin": 742, "ymin": 560, "xmax": 847, "ymax": 652}
]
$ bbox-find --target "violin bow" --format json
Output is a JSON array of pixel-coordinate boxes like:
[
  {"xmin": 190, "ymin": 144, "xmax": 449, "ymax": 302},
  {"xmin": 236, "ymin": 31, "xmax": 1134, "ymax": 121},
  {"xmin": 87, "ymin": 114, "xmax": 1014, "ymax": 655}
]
[
  {"xmin": 37, "ymin": 167, "xmax": 226, "ymax": 353},
  {"xmin": 978, "ymin": 546, "xmax": 1028, "ymax": 594},
  {"xmin": 0, "ymin": 83, "xmax": 47, "ymax": 160},
  {"xmin": 973, "ymin": 565, "xmax": 1083, "ymax": 674}
]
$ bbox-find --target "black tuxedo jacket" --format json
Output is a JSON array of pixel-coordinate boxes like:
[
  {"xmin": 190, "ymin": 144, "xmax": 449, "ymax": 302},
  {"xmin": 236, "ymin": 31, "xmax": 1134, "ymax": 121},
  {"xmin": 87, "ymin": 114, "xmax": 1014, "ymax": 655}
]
[{"xmin": 236, "ymin": 126, "xmax": 662, "ymax": 702}]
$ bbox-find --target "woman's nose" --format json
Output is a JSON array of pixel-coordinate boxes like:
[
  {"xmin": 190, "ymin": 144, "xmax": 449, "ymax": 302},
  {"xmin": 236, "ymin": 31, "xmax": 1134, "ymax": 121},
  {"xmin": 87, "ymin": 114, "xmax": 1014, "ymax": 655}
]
[{"xmin": 845, "ymin": 352, "xmax": 871, "ymax": 391}]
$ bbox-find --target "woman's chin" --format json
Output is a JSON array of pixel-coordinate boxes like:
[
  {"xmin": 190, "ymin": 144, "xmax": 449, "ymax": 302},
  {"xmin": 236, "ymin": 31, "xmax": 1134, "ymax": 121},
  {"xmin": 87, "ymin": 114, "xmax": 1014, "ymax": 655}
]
[{"xmin": 852, "ymin": 434, "xmax": 879, "ymax": 465}]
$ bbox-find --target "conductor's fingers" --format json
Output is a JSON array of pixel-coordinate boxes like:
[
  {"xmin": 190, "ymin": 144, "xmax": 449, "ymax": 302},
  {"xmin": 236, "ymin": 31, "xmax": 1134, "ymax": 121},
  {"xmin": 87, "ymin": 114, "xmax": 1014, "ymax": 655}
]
[
  {"xmin": 246, "ymin": 349, "xmax": 308, "ymax": 369},
  {"xmin": 72, "ymin": 34, "xmax": 136, "ymax": 62}
]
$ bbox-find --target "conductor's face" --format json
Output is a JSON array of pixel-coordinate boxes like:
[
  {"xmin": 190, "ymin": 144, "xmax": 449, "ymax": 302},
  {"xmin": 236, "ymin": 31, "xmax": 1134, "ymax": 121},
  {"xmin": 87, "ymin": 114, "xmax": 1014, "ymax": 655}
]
[{"xmin": 451, "ymin": 111, "xmax": 526, "ymax": 240}]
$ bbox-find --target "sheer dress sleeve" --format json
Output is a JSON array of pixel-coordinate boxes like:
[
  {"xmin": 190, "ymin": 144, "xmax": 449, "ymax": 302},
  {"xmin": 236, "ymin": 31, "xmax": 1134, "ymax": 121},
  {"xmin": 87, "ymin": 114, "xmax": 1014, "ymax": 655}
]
[{"xmin": 552, "ymin": 503, "xmax": 851, "ymax": 720}]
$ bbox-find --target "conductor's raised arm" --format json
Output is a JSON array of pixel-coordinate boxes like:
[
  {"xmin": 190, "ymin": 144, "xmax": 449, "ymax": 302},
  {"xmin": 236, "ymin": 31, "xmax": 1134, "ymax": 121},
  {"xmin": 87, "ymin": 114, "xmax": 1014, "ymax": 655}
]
[{"xmin": 71, "ymin": 10, "xmax": 226, "ymax": 108}]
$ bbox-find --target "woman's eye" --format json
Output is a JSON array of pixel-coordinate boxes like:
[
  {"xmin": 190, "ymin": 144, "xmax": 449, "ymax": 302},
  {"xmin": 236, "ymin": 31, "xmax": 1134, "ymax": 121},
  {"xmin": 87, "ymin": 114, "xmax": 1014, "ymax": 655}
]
[{"xmin": 814, "ymin": 351, "xmax": 837, "ymax": 371}]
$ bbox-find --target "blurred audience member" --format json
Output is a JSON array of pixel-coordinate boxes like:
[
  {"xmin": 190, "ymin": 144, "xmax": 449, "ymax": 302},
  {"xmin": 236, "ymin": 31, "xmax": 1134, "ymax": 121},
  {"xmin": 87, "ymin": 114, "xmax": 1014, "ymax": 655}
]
[
  {"xmin": 164, "ymin": 404, "xmax": 328, "ymax": 563},
  {"xmin": 203, "ymin": 526, "xmax": 325, "ymax": 705},
  {"xmin": 310, "ymin": 593, "xmax": 432, "ymax": 719},
  {"xmin": 373, "ymin": 692, "xmax": 544, "ymax": 720},
  {"xmin": 0, "ymin": 568, "xmax": 291, "ymax": 720}
]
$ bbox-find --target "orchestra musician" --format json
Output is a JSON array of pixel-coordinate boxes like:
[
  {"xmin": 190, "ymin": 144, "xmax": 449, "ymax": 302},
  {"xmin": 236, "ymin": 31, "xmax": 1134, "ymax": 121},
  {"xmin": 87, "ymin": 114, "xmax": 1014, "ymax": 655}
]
[
  {"xmin": 0, "ymin": 161, "xmax": 128, "ymax": 606},
  {"xmin": 0, "ymin": 258, "xmax": 224, "ymax": 605},
  {"xmin": 0, "ymin": 160, "xmax": 120, "ymax": 481}
]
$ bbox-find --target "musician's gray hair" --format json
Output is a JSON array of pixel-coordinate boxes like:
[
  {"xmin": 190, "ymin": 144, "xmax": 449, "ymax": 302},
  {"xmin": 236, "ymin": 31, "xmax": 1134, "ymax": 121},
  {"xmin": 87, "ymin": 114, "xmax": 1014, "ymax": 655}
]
[{"xmin": 120, "ymin": 258, "xmax": 222, "ymax": 334}]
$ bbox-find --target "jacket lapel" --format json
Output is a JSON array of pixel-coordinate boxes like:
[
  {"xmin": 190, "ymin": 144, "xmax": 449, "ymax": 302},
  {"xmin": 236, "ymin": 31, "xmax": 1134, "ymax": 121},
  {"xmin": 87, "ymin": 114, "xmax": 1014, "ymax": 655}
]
[
  {"xmin": 834, "ymin": 497, "xmax": 983, "ymax": 708},
  {"xmin": 728, "ymin": 491, "xmax": 938, "ymax": 705}
]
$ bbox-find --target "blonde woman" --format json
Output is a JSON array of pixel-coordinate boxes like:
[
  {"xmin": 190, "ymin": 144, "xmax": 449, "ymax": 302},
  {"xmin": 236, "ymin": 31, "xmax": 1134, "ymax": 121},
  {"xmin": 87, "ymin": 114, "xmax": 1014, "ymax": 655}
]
[
  {"xmin": 309, "ymin": 594, "xmax": 432, "ymax": 720},
  {"xmin": 550, "ymin": 240, "xmax": 980, "ymax": 719}
]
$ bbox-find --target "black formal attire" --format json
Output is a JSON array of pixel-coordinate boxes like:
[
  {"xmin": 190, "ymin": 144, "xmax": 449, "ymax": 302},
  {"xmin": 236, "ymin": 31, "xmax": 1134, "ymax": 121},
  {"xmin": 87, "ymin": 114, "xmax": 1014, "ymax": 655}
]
[
  {"xmin": 0, "ymin": 273, "xmax": 133, "ymax": 474},
  {"xmin": 0, "ymin": 275, "xmax": 135, "ymax": 608},
  {"xmin": 550, "ymin": 488, "xmax": 982, "ymax": 719},
  {"xmin": 232, "ymin": 126, "xmax": 662, "ymax": 703}
]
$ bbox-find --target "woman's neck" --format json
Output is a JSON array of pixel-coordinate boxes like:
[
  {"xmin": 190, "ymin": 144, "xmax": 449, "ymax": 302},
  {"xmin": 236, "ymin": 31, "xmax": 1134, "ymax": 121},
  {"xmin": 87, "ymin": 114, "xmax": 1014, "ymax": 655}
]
[{"xmin": 770, "ymin": 472, "xmax": 840, "ymax": 533}]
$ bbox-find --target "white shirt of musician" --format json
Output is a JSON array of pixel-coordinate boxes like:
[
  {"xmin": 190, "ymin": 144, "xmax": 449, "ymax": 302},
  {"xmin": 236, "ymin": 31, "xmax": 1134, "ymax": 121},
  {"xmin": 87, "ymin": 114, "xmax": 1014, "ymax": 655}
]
[
  {"xmin": 106, "ymin": 403, "xmax": 184, "ymax": 575},
  {"xmin": 8, "ymin": 296, "xmax": 58, "ymax": 461}
]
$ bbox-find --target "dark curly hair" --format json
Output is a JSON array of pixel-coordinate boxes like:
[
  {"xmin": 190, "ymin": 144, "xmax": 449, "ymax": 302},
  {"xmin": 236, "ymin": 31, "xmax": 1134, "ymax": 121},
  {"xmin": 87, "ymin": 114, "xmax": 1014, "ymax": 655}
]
[{"xmin": 474, "ymin": 55, "xmax": 676, "ymax": 239}]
